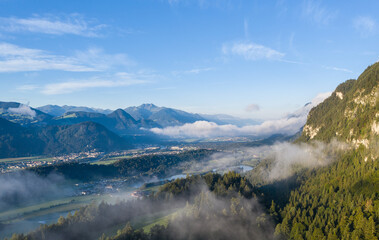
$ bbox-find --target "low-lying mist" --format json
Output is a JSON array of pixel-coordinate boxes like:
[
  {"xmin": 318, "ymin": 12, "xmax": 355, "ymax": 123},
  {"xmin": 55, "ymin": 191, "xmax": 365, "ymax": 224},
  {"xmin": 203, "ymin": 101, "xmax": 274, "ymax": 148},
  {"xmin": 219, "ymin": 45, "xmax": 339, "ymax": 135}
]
[
  {"xmin": 0, "ymin": 171, "xmax": 73, "ymax": 211},
  {"xmin": 186, "ymin": 139, "xmax": 349, "ymax": 181},
  {"xmin": 150, "ymin": 92, "xmax": 331, "ymax": 139},
  {"xmin": 152, "ymin": 185, "xmax": 275, "ymax": 240}
]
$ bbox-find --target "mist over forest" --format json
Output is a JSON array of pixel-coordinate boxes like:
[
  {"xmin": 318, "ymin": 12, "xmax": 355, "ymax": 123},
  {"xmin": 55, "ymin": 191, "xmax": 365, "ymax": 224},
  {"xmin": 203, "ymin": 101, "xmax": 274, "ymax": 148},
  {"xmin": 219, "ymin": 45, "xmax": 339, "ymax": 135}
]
[{"xmin": 1, "ymin": 1, "xmax": 379, "ymax": 240}]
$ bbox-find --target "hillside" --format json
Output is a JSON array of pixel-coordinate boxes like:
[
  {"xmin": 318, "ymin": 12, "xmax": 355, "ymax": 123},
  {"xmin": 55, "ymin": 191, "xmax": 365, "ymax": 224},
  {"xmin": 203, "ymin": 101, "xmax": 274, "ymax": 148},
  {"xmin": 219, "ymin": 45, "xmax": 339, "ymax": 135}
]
[
  {"xmin": 299, "ymin": 63, "xmax": 378, "ymax": 150},
  {"xmin": 0, "ymin": 118, "xmax": 45, "ymax": 158},
  {"xmin": 274, "ymin": 63, "xmax": 379, "ymax": 239},
  {"xmin": 38, "ymin": 121, "xmax": 130, "ymax": 155},
  {"xmin": 0, "ymin": 102, "xmax": 52, "ymax": 126},
  {"xmin": 125, "ymin": 104, "xmax": 206, "ymax": 127},
  {"xmin": 0, "ymin": 119, "xmax": 130, "ymax": 157},
  {"xmin": 37, "ymin": 105, "xmax": 113, "ymax": 116}
]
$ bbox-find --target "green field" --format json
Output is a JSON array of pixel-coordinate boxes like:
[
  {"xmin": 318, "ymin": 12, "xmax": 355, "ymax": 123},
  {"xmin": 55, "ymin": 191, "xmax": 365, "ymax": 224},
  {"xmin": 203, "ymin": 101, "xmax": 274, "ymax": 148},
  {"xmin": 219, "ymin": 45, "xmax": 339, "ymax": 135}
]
[
  {"xmin": 0, "ymin": 195, "xmax": 106, "ymax": 224},
  {"xmin": 101, "ymin": 208, "xmax": 179, "ymax": 238},
  {"xmin": 0, "ymin": 156, "xmax": 55, "ymax": 164},
  {"xmin": 91, "ymin": 159, "xmax": 119, "ymax": 165},
  {"xmin": 141, "ymin": 212, "xmax": 175, "ymax": 232},
  {"xmin": 91, "ymin": 155, "xmax": 134, "ymax": 165}
]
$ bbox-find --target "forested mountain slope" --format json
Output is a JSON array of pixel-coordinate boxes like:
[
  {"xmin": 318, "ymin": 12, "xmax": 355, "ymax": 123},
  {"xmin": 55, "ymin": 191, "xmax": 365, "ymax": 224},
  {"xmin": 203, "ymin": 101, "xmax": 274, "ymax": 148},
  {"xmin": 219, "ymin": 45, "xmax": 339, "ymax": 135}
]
[
  {"xmin": 0, "ymin": 119, "xmax": 130, "ymax": 157},
  {"xmin": 274, "ymin": 63, "xmax": 379, "ymax": 239}
]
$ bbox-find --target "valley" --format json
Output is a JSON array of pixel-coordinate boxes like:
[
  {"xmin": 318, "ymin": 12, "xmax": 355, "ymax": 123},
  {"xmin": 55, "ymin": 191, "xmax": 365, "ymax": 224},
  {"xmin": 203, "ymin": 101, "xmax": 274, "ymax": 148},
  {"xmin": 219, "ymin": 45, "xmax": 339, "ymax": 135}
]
[
  {"xmin": 0, "ymin": 2, "xmax": 378, "ymax": 238},
  {"xmin": 0, "ymin": 144, "xmax": 261, "ymax": 239},
  {"xmin": 1, "ymin": 61, "xmax": 377, "ymax": 240}
]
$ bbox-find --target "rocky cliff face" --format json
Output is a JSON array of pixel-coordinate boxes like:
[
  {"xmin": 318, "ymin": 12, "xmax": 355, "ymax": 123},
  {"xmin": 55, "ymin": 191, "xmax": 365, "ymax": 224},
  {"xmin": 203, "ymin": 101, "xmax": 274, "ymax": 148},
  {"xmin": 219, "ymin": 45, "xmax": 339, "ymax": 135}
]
[{"xmin": 299, "ymin": 63, "xmax": 379, "ymax": 159}]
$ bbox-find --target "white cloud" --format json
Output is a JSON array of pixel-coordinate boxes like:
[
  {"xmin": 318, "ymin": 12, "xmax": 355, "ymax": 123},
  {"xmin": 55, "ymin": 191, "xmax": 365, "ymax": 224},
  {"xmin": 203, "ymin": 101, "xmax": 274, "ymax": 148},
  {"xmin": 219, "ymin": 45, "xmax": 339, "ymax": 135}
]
[
  {"xmin": 8, "ymin": 104, "xmax": 36, "ymax": 117},
  {"xmin": 0, "ymin": 42, "xmax": 131, "ymax": 72},
  {"xmin": 17, "ymin": 84, "xmax": 38, "ymax": 91},
  {"xmin": 222, "ymin": 41, "xmax": 284, "ymax": 61},
  {"xmin": 302, "ymin": 0, "xmax": 336, "ymax": 25},
  {"xmin": 172, "ymin": 67, "xmax": 214, "ymax": 75},
  {"xmin": 150, "ymin": 92, "xmax": 331, "ymax": 138},
  {"xmin": 40, "ymin": 73, "xmax": 148, "ymax": 95},
  {"xmin": 323, "ymin": 66, "xmax": 353, "ymax": 73},
  {"xmin": 0, "ymin": 14, "xmax": 105, "ymax": 37},
  {"xmin": 353, "ymin": 16, "xmax": 376, "ymax": 37},
  {"xmin": 245, "ymin": 104, "xmax": 260, "ymax": 112},
  {"xmin": 167, "ymin": 0, "xmax": 230, "ymax": 9}
]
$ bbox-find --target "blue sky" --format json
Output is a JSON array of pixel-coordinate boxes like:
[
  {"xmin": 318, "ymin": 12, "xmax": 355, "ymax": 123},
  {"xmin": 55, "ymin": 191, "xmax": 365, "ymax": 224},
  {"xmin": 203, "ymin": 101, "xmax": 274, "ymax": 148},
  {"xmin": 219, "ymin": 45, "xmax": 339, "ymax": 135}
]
[{"xmin": 0, "ymin": 0, "xmax": 378, "ymax": 119}]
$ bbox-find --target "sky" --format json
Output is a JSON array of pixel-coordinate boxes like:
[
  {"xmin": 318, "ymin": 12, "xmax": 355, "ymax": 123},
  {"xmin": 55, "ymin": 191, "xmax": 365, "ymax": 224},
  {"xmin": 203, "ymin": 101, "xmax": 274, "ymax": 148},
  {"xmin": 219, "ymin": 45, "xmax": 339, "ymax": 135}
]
[{"xmin": 0, "ymin": 0, "xmax": 378, "ymax": 120}]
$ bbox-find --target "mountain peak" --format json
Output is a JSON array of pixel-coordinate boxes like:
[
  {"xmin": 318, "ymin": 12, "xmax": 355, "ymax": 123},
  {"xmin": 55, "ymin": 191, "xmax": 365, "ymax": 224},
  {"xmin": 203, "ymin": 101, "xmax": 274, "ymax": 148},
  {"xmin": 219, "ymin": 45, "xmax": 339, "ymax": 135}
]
[
  {"xmin": 299, "ymin": 61, "xmax": 379, "ymax": 146},
  {"xmin": 139, "ymin": 103, "xmax": 159, "ymax": 110}
]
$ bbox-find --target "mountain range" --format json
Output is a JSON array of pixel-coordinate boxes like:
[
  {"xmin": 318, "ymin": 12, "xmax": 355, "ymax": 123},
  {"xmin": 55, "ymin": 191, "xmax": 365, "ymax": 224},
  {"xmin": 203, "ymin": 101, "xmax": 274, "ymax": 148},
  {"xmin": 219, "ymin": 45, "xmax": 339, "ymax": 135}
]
[
  {"xmin": 36, "ymin": 103, "xmax": 260, "ymax": 127},
  {"xmin": 10, "ymin": 62, "xmax": 379, "ymax": 240},
  {"xmin": 0, "ymin": 102, "xmax": 261, "ymax": 157}
]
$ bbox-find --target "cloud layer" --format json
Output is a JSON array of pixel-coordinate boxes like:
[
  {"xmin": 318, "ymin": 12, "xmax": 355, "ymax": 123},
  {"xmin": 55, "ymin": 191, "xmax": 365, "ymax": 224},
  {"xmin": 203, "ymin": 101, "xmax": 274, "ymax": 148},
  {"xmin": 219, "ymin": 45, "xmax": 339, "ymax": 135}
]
[
  {"xmin": 0, "ymin": 42, "xmax": 130, "ymax": 72},
  {"xmin": 245, "ymin": 104, "xmax": 260, "ymax": 112},
  {"xmin": 222, "ymin": 41, "xmax": 284, "ymax": 61},
  {"xmin": 8, "ymin": 104, "xmax": 36, "ymax": 117},
  {"xmin": 302, "ymin": 0, "xmax": 336, "ymax": 25},
  {"xmin": 150, "ymin": 92, "xmax": 331, "ymax": 138},
  {"xmin": 41, "ymin": 78, "xmax": 146, "ymax": 95},
  {"xmin": 0, "ymin": 15, "xmax": 105, "ymax": 37},
  {"xmin": 353, "ymin": 16, "xmax": 376, "ymax": 37}
]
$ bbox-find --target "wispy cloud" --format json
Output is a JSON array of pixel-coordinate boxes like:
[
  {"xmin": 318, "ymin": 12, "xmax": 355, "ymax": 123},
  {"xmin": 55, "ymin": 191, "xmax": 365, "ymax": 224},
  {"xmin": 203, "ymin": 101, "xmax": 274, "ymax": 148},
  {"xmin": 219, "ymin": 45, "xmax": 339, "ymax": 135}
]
[
  {"xmin": 222, "ymin": 41, "xmax": 285, "ymax": 61},
  {"xmin": 323, "ymin": 66, "xmax": 353, "ymax": 73},
  {"xmin": 0, "ymin": 14, "xmax": 105, "ymax": 37},
  {"xmin": 41, "ymin": 80, "xmax": 143, "ymax": 95},
  {"xmin": 151, "ymin": 92, "xmax": 331, "ymax": 138},
  {"xmin": 172, "ymin": 67, "xmax": 214, "ymax": 75},
  {"xmin": 353, "ymin": 16, "xmax": 376, "ymax": 37},
  {"xmin": 38, "ymin": 72, "xmax": 148, "ymax": 95},
  {"xmin": 302, "ymin": 0, "xmax": 337, "ymax": 25},
  {"xmin": 0, "ymin": 42, "xmax": 131, "ymax": 72},
  {"xmin": 17, "ymin": 84, "xmax": 38, "ymax": 91},
  {"xmin": 167, "ymin": 0, "xmax": 232, "ymax": 9},
  {"xmin": 245, "ymin": 104, "xmax": 260, "ymax": 112}
]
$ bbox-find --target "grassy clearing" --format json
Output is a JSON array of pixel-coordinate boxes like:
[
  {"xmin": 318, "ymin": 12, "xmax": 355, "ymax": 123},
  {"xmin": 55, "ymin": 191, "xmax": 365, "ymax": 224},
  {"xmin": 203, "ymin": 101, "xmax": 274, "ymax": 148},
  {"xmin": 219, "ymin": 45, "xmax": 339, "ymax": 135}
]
[
  {"xmin": 141, "ymin": 214, "xmax": 171, "ymax": 232},
  {"xmin": 100, "ymin": 208, "xmax": 179, "ymax": 238},
  {"xmin": 0, "ymin": 156, "xmax": 55, "ymax": 164},
  {"xmin": 91, "ymin": 155, "xmax": 133, "ymax": 165},
  {"xmin": 91, "ymin": 159, "xmax": 119, "ymax": 165},
  {"xmin": 131, "ymin": 209, "xmax": 175, "ymax": 230},
  {"xmin": 0, "ymin": 195, "xmax": 106, "ymax": 224}
]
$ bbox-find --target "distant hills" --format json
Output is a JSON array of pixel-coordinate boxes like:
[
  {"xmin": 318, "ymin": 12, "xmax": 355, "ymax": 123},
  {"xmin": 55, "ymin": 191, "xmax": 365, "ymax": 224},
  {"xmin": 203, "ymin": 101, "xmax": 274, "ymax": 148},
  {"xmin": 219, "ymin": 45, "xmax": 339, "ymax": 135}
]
[
  {"xmin": 36, "ymin": 105, "xmax": 113, "ymax": 116},
  {"xmin": 0, "ymin": 118, "xmax": 45, "ymax": 157},
  {"xmin": 35, "ymin": 103, "xmax": 260, "ymax": 128},
  {"xmin": 0, "ymin": 118, "xmax": 129, "ymax": 158},
  {"xmin": 0, "ymin": 102, "xmax": 52, "ymax": 126},
  {"xmin": 35, "ymin": 103, "xmax": 259, "ymax": 129},
  {"xmin": 0, "ymin": 102, "xmax": 261, "ymax": 157},
  {"xmin": 199, "ymin": 113, "xmax": 261, "ymax": 127}
]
